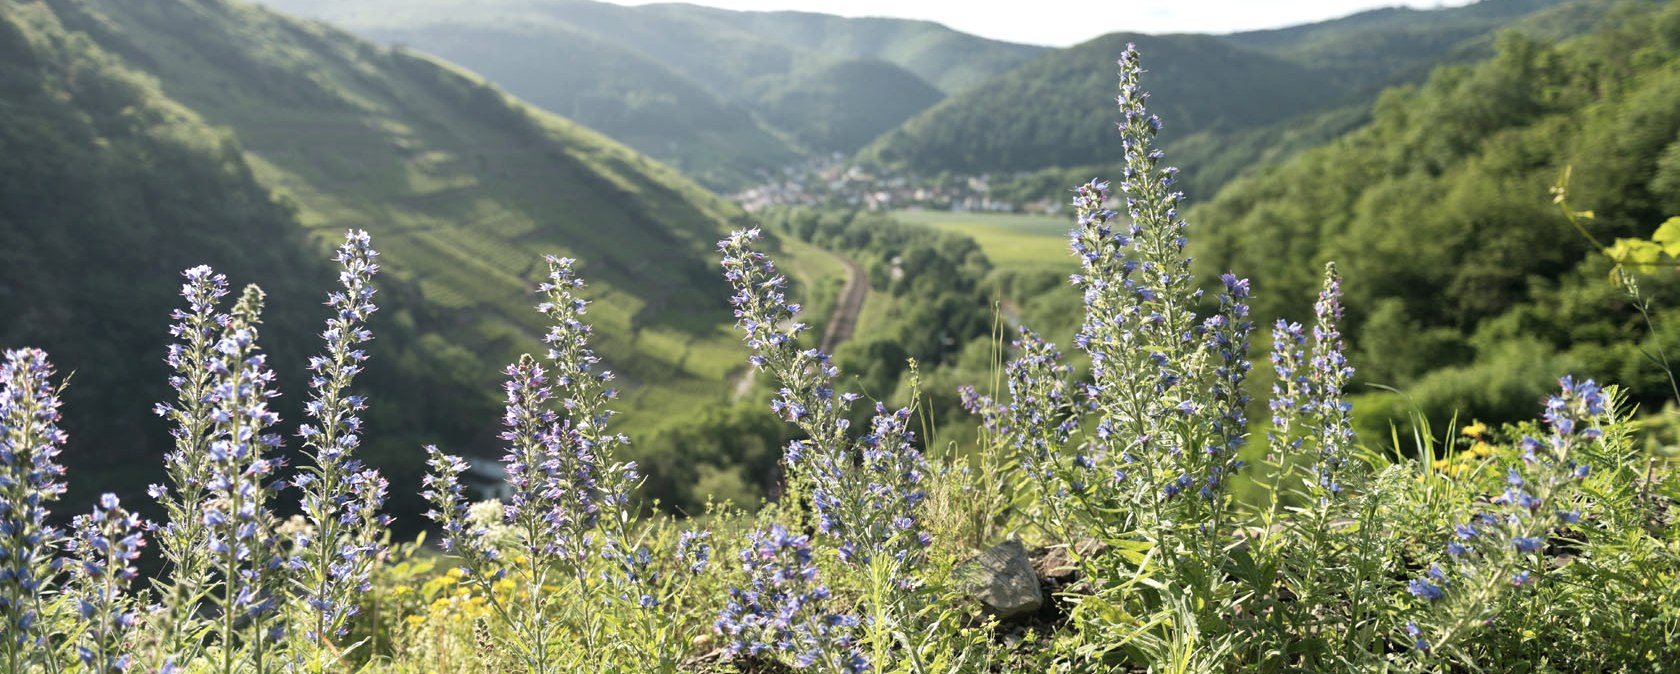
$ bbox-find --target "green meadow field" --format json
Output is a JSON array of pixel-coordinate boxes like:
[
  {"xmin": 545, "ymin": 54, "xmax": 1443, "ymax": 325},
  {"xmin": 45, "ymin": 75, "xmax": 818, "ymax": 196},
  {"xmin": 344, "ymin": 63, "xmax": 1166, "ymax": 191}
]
[{"xmin": 890, "ymin": 209, "xmax": 1070, "ymax": 272}]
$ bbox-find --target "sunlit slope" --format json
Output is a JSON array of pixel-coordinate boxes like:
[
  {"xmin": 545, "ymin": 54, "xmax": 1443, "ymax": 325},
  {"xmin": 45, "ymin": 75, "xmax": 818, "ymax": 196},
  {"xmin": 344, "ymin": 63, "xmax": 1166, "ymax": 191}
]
[{"xmin": 48, "ymin": 0, "xmax": 757, "ymax": 420}]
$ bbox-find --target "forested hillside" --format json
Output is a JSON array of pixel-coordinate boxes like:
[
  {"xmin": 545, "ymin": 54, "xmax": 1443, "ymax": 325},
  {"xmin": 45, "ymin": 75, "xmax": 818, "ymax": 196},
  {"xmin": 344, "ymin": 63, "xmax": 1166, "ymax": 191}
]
[
  {"xmin": 860, "ymin": 0, "xmax": 1572, "ymax": 198},
  {"xmin": 0, "ymin": 0, "xmax": 481, "ymax": 517},
  {"xmin": 1193, "ymin": 0, "xmax": 1680, "ymax": 434},
  {"xmin": 1, "ymin": 0, "xmax": 821, "ymax": 520},
  {"xmin": 253, "ymin": 0, "xmax": 1043, "ymax": 189}
]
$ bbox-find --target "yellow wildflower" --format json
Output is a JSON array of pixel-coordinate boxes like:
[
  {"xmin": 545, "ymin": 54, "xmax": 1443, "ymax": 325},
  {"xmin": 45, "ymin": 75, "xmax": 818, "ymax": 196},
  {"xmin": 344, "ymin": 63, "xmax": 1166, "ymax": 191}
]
[{"xmin": 1461, "ymin": 420, "xmax": 1488, "ymax": 438}]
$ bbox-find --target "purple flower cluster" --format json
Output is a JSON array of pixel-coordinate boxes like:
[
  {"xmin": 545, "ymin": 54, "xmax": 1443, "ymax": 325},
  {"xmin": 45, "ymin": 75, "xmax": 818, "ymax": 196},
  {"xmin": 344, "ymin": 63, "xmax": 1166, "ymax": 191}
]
[
  {"xmin": 1268, "ymin": 320, "xmax": 1308, "ymax": 458},
  {"xmin": 811, "ymin": 404, "xmax": 931, "ymax": 570},
  {"xmin": 1044, "ymin": 44, "xmax": 1255, "ymax": 540},
  {"xmin": 720, "ymin": 230, "xmax": 929, "ymax": 575},
  {"xmin": 1405, "ymin": 377, "xmax": 1606, "ymax": 654},
  {"xmin": 536, "ymin": 256, "xmax": 654, "ymax": 606},
  {"xmin": 1267, "ymin": 264, "xmax": 1356, "ymax": 501},
  {"xmin": 497, "ymin": 354, "xmax": 600, "ymax": 565},
  {"xmin": 420, "ymin": 448, "xmax": 507, "ymax": 596},
  {"xmin": 295, "ymin": 230, "xmax": 390, "ymax": 645},
  {"xmin": 1306, "ymin": 264, "xmax": 1355, "ymax": 497},
  {"xmin": 149, "ymin": 266, "xmax": 231, "ymax": 656},
  {"xmin": 677, "ymin": 530, "xmax": 713, "ymax": 574},
  {"xmin": 1197, "ymin": 273, "xmax": 1254, "ymax": 501},
  {"xmin": 66, "ymin": 494, "xmax": 147, "ymax": 674},
  {"xmin": 959, "ymin": 330, "xmax": 1080, "ymax": 503},
  {"xmin": 201, "ymin": 286, "xmax": 290, "ymax": 649},
  {"xmin": 154, "ymin": 265, "xmax": 231, "ymax": 509},
  {"xmin": 0, "ymin": 348, "xmax": 69, "ymax": 668},
  {"xmin": 719, "ymin": 229, "xmax": 857, "ymax": 491},
  {"xmin": 715, "ymin": 526, "xmax": 867, "ymax": 673}
]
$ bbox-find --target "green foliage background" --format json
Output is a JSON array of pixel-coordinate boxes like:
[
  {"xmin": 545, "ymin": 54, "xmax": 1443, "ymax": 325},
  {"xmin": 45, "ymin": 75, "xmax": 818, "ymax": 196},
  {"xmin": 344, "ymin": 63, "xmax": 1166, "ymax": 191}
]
[{"xmin": 1193, "ymin": 0, "xmax": 1680, "ymax": 438}]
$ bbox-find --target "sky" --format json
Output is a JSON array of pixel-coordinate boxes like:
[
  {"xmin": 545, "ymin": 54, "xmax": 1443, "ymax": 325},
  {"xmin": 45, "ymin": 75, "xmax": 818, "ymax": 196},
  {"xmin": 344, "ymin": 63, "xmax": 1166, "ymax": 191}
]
[{"xmin": 604, "ymin": 0, "xmax": 1478, "ymax": 47}]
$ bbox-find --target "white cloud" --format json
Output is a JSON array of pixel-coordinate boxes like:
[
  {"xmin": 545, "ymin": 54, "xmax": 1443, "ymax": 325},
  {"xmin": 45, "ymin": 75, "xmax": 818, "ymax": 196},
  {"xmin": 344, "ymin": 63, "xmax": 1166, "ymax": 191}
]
[{"xmin": 613, "ymin": 0, "xmax": 1478, "ymax": 46}]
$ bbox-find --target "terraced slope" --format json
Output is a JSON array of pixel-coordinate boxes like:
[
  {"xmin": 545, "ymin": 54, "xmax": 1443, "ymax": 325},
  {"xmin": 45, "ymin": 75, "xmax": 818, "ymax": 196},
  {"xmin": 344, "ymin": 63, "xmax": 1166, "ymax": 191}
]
[
  {"xmin": 4, "ymin": 0, "xmax": 836, "ymax": 515},
  {"xmin": 50, "ymin": 0, "xmax": 753, "ymax": 405}
]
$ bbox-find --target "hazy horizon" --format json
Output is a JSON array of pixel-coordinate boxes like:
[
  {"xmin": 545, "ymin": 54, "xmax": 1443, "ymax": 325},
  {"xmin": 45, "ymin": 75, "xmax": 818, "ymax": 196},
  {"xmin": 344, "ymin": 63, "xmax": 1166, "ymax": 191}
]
[{"xmin": 599, "ymin": 0, "xmax": 1479, "ymax": 46}]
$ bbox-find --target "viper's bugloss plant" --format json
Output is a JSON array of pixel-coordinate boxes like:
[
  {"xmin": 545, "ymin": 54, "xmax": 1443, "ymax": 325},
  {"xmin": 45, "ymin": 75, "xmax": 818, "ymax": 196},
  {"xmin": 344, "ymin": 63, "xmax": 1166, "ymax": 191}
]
[
  {"xmin": 1042, "ymin": 46, "xmax": 1262, "ymax": 575},
  {"xmin": 1305, "ymin": 264, "xmax": 1355, "ymax": 500},
  {"xmin": 714, "ymin": 525, "xmax": 867, "ymax": 674},
  {"xmin": 720, "ymin": 229, "xmax": 935, "ymax": 671},
  {"xmin": 958, "ymin": 330, "xmax": 1080, "ymax": 537},
  {"xmin": 958, "ymin": 49, "xmax": 1266, "ymax": 647},
  {"xmin": 1406, "ymin": 377, "xmax": 1606, "ymax": 663},
  {"xmin": 202, "ymin": 285, "xmax": 291, "ymax": 674},
  {"xmin": 65, "ymin": 494, "xmax": 147, "ymax": 674},
  {"xmin": 719, "ymin": 231, "xmax": 932, "ymax": 563},
  {"xmin": 1, "ymin": 348, "xmax": 69, "ymax": 674},
  {"xmin": 422, "ymin": 353, "xmax": 575, "ymax": 673},
  {"xmin": 291, "ymin": 229, "xmax": 389, "ymax": 670},
  {"xmin": 421, "ymin": 256, "xmax": 710, "ymax": 674},
  {"xmin": 719, "ymin": 229, "xmax": 856, "ymax": 517},
  {"xmin": 148, "ymin": 265, "xmax": 230, "ymax": 667}
]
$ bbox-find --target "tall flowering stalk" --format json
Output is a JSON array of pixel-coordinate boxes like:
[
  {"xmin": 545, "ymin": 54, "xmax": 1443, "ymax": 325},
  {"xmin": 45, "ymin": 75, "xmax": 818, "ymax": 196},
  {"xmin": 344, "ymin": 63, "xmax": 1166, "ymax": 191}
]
[
  {"xmin": 65, "ymin": 494, "xmax": 147, "ymax": 674},
  {"xmin": 424, "ymin": 257, "xmax": 680, "ymax": 673},
  {"xmin": 719, "ymin": 231, "xmax": 931, "ymax": 564},
  {"xmin": 534, "ymin": 257, "xmax": 631, "ymax": 565},
  {"xmin": 535, "ymin": 256, "xmax": 699, "ymax": 669},
  {"xmin": 475, "ymin": 353, "xmax": 576, "ymax": 671},
  {"xmin": 714, "ymin": 525, "xmax": 868, "ymax": 674},
  {"xmin": 202, "ymin": 285, "xmax": 290, "ymax": 674},
  {"xmin": 1260, "ymin": 266, "xmax": 1357, "ymax": 512},
  {"xmin": 292, "ymin": 230, "xmax": 389, "ymax": 669},
  {"xmin": 1406, "ymin": 377, "xmax": 1606, "ymax": 661},
  {"xmin": 720, "ymin": 231, "xmax": 933, "ymax": 670},
  {"xmin": 0, "ymin": 348, "xmax": 69, "ymax": 674},
  {"xmin": 1257, "ymin": 264, "xmax": 1359, "ymax": 654},
  {"xmin": 418, "ymin": 445, "xmax": 511, "ymax": 646},
  {"xmin": 719, "ymin": 229, "xmax": 857, "ymax": 516},
  {"xmin": 148, "ymin": 265, "xmax": 230, "ymax": 667},
  {"xmin": 1305, "ymin": 263, "xmax": 1355, "ymax": 501},
  {"xmin": 959, "ymin": 330, "xmax": 1083, "ymax": 539},
  {"xmin": 1045, "ymin": 45, "xmax": 1256, "ymax": 567}
]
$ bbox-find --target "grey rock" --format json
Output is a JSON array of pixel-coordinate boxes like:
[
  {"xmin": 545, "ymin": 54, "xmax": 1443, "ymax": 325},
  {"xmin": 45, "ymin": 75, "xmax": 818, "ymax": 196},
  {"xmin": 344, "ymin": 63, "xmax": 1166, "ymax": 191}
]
[{"xmin": 957, "ymin": 539, "xmax": 1043, "ymax": 619}]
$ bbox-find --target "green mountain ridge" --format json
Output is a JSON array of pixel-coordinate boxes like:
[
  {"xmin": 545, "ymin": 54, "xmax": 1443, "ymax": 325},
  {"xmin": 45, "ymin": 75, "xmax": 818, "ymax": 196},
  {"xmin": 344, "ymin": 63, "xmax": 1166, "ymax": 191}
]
[
  {"xmin": 349, "ymin": 19, "xmax": 799, "ymax": 191},
  {"xmin": 859, "ymin": 32, "xmax": 1347, "ymax": 177},
  {"xmin": 250, "ymin": 0, "xmax": 1045, "ymax": 189},
  {"xmin": 2, "ymin": 0, "xmax": 801, "ymax": 519},
  {"xmin": 859, "ymin": 0, "xmax": 1574, "ymax": 198},
  {"xmin": 630, "ymin": 4, "xmax": 1043, "ymax": 93},
  {"xmin": 751, "ymin": 58, "xmax": 944, "ymax": 154}
]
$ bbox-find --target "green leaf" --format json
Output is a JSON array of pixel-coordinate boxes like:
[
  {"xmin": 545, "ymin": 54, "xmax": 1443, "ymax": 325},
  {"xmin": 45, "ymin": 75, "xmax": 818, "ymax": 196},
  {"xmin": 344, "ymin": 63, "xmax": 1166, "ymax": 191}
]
[{"xmin": 1608, "ymin": 238, "xmax": 1662, "ymax": 267}]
